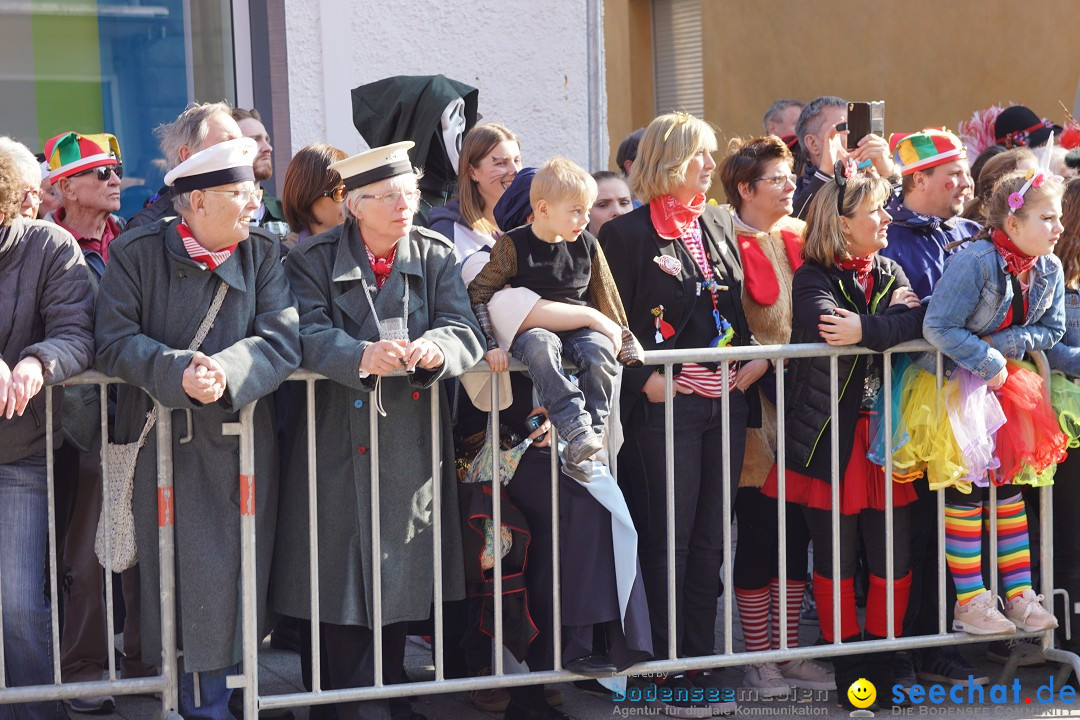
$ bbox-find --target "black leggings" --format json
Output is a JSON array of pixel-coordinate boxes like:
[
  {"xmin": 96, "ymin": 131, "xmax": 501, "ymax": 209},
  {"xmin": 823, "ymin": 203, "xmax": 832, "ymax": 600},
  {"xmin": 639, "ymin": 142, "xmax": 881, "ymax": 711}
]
[
  {"xmin": 733, "ymin": 486, "xmax": 812, "ymax": 588},
  {"xmin": 802, "ymin": 506, "xmax": 911, "ymax": 580}
]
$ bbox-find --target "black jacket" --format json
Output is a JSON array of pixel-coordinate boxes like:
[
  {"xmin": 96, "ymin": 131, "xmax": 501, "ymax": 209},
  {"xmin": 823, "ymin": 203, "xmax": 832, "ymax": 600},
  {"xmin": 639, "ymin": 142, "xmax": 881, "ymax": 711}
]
[
  {"xmin": 785, "ymin": 254, "xmax": 925, "ymax": 480},
  {"xmin": 599, "ymin": 203, "xmax": 760, "ymax": 428}
]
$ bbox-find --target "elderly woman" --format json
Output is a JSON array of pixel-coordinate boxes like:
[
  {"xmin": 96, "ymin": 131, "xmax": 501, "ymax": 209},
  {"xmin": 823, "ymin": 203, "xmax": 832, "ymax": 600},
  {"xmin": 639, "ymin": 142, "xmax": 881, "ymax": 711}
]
[
  {"xmin": 273, "ymin": 142, "xmax": 483, "ymax": 720},
  {"xmin": 0, "ymin": 137, "xmax": 43, "ymax": 219},
  {"xmin": 0, "ymin": 146, "xmax": 95, "ymax": 720},
  {"xmin": 280, "ymin": 142, "xmax": 348, "ymax": 252},
  {"xmin": 716, "ymin": 135, "xmax": 833, "ymax": 694},
  {"xmin": 95, "ymin": 137, "xmax": 301, "ymax": 719},
  {"xmin": 599, "ymin": 112, "xmax": 765, "ymax": 717}
]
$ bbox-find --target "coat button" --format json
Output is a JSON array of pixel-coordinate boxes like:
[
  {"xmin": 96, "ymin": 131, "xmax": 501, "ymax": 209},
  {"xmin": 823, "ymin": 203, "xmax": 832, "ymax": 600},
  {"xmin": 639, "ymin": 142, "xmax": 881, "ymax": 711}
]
[
  {"xmin": 411, "ymin": 391, "xmax": 421, "ymax": 401},
  {"xmin": 357, "ymin": 445, "xmax": 367, "ymax": 455},
  {"xmin": 354, "ymin": 399, "xmax": 364, "ymax": 409},
  {"xmin": 175, "ymin": 269, "xmax": 186, "ymax": 278}
]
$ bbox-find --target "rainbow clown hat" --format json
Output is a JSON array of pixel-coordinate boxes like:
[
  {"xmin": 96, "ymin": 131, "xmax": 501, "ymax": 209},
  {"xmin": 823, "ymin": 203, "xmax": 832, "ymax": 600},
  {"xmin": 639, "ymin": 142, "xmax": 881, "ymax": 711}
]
[
  {"xmin": 43, "ymin": 131, "xmax": 121, "ymax": 185},
  {"xmin": 889, "ymin": 128, "xmax": 966, "ymax": 176}
]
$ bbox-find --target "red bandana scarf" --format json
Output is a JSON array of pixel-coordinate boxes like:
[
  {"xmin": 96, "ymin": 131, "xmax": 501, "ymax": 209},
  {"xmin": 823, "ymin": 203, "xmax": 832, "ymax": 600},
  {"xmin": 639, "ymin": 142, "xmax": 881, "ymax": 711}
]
[
  {"xmin": 650, "ymin": 193, "xmax": 707, "ymax": 240},
  {"xmin": 836, "ymin": 254, "xmax": 874, "ymax": 303},
  {"xmin": 365, "ymin": 244, "xmax": 397, "ymax": 288},
  {"xmin": 739, "ymin": 228, "xmax": 804, "ymax": 306},
  {"xmin": 990, "ymin": 227, "xmax": 1037, "ymax": 277}
]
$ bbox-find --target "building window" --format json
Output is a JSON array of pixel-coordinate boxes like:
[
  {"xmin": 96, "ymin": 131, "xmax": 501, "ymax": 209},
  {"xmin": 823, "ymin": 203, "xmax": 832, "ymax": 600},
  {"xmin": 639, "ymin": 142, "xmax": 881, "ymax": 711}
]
[
  {"xmin": 0, "ymin": 0, "xmax": 237, "ymax": 218},
  {"xmin": 651, "ymin": 0, "xmax": 704, "ymax": 118}
]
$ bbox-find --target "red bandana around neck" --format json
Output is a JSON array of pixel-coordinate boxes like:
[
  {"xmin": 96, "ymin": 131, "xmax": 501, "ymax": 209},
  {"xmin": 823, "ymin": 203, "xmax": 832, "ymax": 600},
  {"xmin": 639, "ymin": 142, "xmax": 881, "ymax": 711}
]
[
  {"xmin": 990, "ymin": 227, "xmax": 1037, "ymax": 277},
  {"xmin": 650, "ymin": 193, "xmax": 707, "ymax": 240},
  {"xmin": 738, "ymin": 228, "xmax": 804, "ymax": 306},
  {"xmin": 365, "ymin": 243, "xmax": 397, "ymax": 288},
  {"xmin": 836, "ymin": 254, "xmax": 874, "ymax": 302}
]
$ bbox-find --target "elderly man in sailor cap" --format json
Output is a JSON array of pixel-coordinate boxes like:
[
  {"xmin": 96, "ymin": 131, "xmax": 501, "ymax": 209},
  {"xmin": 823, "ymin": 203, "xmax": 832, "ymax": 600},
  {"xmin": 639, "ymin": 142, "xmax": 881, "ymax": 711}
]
[
  {"xmin": 94, "ymin": 137, "xmax": 301, "ymax": 719},
  {"xmin": 272, "ymin": 142, "xmax": 483, "ymax": 720}
]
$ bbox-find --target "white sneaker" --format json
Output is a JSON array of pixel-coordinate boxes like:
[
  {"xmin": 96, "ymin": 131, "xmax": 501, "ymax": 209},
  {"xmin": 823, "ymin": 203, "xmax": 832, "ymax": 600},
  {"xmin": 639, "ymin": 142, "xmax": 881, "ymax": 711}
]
[
  {"xmin": 952, "ymin": 591, "xmax": 1016, "ymax": 635},
  {"xmin": 1005, "ymin": 589, "xmax": 1059, "ymax": 632},
  {"xmin": 779, "ymin": 658, "xmax": 834, "ymax": 690},
  {"xmin": 743, "ymin": 662, "xmax": 792, "ymax": 698}
]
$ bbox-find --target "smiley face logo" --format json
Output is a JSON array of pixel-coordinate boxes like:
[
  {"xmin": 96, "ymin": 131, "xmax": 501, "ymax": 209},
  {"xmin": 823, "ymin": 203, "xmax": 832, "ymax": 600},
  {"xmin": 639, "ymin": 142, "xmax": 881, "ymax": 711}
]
[{"xmin": 847, "ymin": 677, "xmax": 876, "ymax": 709}]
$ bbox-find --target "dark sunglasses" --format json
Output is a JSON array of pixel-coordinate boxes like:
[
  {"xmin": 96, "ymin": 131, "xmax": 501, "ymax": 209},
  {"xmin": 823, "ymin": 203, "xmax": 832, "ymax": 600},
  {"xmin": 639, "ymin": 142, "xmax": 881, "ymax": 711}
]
[
  {"xmin": 72, "ymin": 164, "xmax": 123, "ymax": 181},
  {"xmin": 322, "ymin": 184, "xmax": 346, "ymax": 203}
]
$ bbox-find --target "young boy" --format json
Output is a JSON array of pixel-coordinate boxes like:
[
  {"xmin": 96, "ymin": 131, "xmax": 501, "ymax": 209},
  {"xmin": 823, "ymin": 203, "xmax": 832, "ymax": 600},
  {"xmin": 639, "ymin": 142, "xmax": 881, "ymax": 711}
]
[{"xmin": 468, "ymin": 157, "xmax": 643, "ymax": 481}]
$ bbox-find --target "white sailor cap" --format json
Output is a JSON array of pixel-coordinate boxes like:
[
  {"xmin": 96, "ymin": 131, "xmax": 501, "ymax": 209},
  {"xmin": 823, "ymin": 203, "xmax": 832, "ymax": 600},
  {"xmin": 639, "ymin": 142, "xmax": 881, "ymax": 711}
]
[
  {"xmin": 330, "ymin": 141, "xmax": 415, "ymax": 191},
  {"xmin": 164, "ymin": 137, "xmax": 257, "ymax": 192}
]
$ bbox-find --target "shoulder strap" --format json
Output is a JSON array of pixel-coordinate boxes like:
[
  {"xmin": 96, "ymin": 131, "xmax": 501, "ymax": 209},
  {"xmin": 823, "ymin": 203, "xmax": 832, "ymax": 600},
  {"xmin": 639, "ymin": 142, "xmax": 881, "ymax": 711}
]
[{"xmin": 1009, "ymin": 274, "xmax": 1025, "ymax": 327}]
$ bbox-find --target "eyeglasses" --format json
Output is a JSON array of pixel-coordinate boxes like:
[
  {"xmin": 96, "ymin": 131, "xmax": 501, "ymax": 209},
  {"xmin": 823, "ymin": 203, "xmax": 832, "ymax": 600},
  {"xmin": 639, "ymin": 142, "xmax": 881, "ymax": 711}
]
[
  {"xmin": 752, "ymin": 173, "xmax": 797, "ymax": 189},
  {"xmin": 71, "ymin": 164, "xmax": 123, "ymax": 181},
  {"xmin": 358, "ymin": 189, "xmax": 421, "ymax": 207},
  {"xmin": 22, "ymin": 187, "xmax": 42, "ymax": 204},
  {"xmin": 203, "ymin": 187, "xmax": 264, "ymax": 204},
  {"xmin": 322, "ymin": 184, "xmax": 346, "ymax": 203}
]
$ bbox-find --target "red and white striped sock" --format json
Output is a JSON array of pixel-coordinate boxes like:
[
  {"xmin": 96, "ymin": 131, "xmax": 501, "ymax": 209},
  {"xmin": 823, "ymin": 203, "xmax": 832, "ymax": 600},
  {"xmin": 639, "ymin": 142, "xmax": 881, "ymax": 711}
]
[
  {"xmin": 735, "ymin": 585, "xmax": 771, "ymax": 653},
  {"xmin": 770, "ymin": 578, "xmax": 806, "ymax": 650}
]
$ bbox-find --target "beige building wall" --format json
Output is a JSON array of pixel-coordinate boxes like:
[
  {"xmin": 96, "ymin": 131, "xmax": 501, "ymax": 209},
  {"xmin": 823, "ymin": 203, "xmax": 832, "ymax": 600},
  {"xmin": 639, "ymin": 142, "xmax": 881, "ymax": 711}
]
[{"xmin": 608, "ymin": 0, "xmax": 1080, "ymax": 168}]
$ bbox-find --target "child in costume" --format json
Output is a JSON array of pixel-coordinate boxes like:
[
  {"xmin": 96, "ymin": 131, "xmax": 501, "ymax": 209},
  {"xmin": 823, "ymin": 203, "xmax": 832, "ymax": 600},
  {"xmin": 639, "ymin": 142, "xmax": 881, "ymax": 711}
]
[{"xmin": 910, "ymin": 168, "xmax": 1066, "ymax": 635}]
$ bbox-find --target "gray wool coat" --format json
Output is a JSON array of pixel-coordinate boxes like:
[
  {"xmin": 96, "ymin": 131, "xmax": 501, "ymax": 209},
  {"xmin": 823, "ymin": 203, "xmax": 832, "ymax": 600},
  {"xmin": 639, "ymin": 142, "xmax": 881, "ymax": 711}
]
[
  {"xmin": 272, "ymin": 218, "xmax": 483, "ymax": 628},
  {"xmin": 94, "ymin": 219, "xmax": 301, "ymax": 672}
]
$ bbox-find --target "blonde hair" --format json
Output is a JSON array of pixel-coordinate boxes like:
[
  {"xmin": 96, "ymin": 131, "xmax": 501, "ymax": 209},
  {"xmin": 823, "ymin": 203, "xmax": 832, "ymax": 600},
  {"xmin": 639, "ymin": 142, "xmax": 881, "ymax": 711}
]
[
  {"xmin": 977, "ymin": 168, "xmax": 1065, "ymax": 240},
  {"xmin": 1056, "ymin": 178, "xmax": 1080, "ymax": 288},
  {"xmin": 530, "ymin": 157, "xmax": 597, "ymax": 209},
  {"xmin": 630, "ymin": 112, "xmax": 718, "ymax": 203},
  {"xmin": 457, "ymin": 123, "xmax": 520, "ymax": 236},
  {"xmin": 802, "ymin": 173, "xmax": 892, "ymax": 267}
]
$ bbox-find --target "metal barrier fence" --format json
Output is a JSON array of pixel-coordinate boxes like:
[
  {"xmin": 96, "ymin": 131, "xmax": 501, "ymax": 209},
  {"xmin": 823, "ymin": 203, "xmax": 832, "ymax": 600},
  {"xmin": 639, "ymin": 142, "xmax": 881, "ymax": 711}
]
[{"xmin": 3, "ymin": 340, "xmax": 1079, "ymax": 717}]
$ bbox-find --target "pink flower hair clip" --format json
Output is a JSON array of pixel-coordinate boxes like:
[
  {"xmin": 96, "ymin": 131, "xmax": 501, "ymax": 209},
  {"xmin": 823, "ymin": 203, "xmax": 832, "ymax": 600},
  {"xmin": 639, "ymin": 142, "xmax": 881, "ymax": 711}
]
[{"xmin": 1007, "ymin": 169, "xmax": 1046, "ymax": 215}]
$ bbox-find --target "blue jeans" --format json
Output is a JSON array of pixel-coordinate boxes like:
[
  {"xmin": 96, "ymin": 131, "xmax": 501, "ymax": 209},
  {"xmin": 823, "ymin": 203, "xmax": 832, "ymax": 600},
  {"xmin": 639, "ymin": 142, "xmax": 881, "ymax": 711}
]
[
  {"xmin": 511, "ymin": 327, "xmax": 617, "ymax": 441},
  {"xmin": 179, "ymin": 664, "xmax": 237, "ymax": 720},
  {"xmin": 0, "ymin": 452, "xmax": 62, "ymax": 720}
]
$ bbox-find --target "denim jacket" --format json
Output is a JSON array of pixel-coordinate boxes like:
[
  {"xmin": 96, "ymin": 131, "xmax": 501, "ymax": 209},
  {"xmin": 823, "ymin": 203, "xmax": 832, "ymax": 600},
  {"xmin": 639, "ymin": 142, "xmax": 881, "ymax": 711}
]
[
  {"xmin": 921, "ymin": 239, "xmax": 1065, "ymax": 381},
  {"xmin": 1046, "ymin": 288, "xmax": 1080, "ymax": 376}
]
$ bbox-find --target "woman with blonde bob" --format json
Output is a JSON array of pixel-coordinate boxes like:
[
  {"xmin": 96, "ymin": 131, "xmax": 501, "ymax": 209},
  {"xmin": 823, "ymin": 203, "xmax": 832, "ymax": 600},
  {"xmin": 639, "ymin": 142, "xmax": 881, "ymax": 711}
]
[
  {"xmin": 599, "ymin": 112, "xmax": 765, "ymax": 716},
  {"xmin": 760, "ymin": 165, "xmax": 925, "ymax": 707}
]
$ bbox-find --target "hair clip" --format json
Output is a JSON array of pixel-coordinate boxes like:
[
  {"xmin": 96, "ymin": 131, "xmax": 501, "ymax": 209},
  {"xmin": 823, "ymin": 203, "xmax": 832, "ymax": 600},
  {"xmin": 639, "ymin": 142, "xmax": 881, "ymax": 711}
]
[
  {"xmin": 1007, "ymin": 169, "xmax": 1046, "ymax": 214},
  {"xmin": 833, "ymin": 159, "xmax": 857, "ymax": 216}
]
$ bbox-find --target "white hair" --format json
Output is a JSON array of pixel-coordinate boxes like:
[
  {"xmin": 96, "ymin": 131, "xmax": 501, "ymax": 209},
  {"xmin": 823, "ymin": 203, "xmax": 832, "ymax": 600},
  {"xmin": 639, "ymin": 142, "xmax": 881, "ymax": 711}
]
[{"xmin": 0, "ymin": 137, "xmax": 42, "ymax": 186}]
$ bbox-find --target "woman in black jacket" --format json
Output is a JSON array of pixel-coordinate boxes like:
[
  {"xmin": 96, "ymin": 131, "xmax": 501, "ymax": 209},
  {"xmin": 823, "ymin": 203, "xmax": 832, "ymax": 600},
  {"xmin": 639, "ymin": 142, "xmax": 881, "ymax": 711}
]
[{"xmin": 761, "ymin": 163, "xmax": 925, "ymax": 704}]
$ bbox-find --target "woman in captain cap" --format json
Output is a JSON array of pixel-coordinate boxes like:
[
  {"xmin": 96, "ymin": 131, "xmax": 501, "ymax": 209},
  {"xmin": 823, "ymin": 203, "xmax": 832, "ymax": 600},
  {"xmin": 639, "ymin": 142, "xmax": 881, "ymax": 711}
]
[{"xmin": 272, "ymin": 142, "xmax": 483, "ymax": 720}]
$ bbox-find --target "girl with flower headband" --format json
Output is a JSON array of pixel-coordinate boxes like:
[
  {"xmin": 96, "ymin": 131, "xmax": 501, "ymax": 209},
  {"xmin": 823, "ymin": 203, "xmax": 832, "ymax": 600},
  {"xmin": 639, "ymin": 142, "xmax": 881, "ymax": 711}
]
[
  {"xmin": 890, "ymin": 167, "xmax": 1066, "ymax": 637},
  {"xmin": 761, "ymin": 160, "xmax": 925, "ymax": 706}
]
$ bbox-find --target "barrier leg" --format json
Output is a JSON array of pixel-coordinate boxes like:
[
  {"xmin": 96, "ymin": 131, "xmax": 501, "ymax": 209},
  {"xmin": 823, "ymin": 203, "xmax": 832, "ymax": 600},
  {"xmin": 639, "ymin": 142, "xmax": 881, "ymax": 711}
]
[{"xmin": 155, "ymin": 404, "xmax": 181, "ymax": 720}]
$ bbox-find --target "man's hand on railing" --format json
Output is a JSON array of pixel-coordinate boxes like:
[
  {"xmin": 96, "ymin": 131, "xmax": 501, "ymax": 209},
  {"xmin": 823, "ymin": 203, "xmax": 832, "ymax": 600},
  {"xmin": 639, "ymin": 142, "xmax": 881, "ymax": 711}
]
[
  {"xmin": 3, "ymin": 356, "xmax": 43, "ymax": 419},
  {"xmin": 182, "ymin": 351, "xmax": 227, "ymax": 404},
  {"xmin": 818, "ymin": 308, "xmax": 863, "ymax": 346}
]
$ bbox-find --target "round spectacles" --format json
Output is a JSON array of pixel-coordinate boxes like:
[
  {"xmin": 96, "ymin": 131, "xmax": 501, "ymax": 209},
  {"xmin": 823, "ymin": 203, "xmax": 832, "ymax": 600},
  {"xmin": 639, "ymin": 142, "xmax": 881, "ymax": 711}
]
[
  {"xmin": 752, "ymin": 173, "xmax": 797, "ymax": 189},
  {"xmin": 203, "ymin": 187, "xmax": 264, "ymax": 204},
  {"xmin": 23, "ymin": 187, "xmax": 42, "ymax": 204},
  {"xmin": 71, "ymin": 164, "xmax": 123, "ymax": 181},
  {"xmin": 322, "ymin": 184, "xmax": 346, "ymax": 203},
  {"xmin": 359, "ymin": 189, "xmax": 421, "ymax": 207}
]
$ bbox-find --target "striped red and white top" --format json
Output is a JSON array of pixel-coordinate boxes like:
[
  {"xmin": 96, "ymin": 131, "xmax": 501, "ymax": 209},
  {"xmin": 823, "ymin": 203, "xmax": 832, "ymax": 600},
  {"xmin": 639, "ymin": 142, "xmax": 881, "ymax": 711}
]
[
  {"xmin": 177, "ymin": 221, "xmax": 236, "ymax": 270},
  {"xmin": 675, "ymin": 223, "xmax": 737, "ymax": 398}
]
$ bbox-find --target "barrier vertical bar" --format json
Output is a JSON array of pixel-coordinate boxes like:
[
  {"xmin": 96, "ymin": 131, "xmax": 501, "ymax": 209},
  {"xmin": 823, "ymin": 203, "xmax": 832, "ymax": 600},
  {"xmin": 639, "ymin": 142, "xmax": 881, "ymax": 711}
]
[
  {"xmin": 989, "ymin": 483, "xmax": 999, "ymax": 599},
  {"xmin": 829, "ymin": 356, "xmax": 841, "ymax": 644},
  {"xmin": 100, "ymin": 383, "xmax": 117, "ymax": 680},
  {"xmin": 721, "ymin": 360, "xmax": 733, "ymax": 654},
  {"xmin": 229, "ymin": 404, "xmax": 259, "ymax": 720},
  {"xmin": 45, "ymin": 386, "xmax": 62, "ymax": 683},
  {"xmin": 775, "ymin": 358, "xmax": 788, "ymax": 649},
  {"xmin": 884, "ymin": 352, "xmax": 895, "ymax": 638},
  {"xmin": 664, "ymin": 365, "xmax": 676, "ymax": 660},
  {"xmin": 305, "ymin": 381, "xmax": 322, "ymax": 693},
  {"xmin": 489, "ymin": 377, "xmax": 504, "ymax": 676},
  {"xmin": 369, "ymin": 399, "xmax": 384, "ymax": 687},
  {"xmin": 430, "ymin": 388, "xmax": 444, "ymax": 680},
  {"xmin": 156, "ymin": 403, "xmax": 181, "ymax": 718},
  {"xmin": 1033, "ymin": 350, "xmax": 1055, "ymax": 649},
  {"xmin": 936, "ymin": 352, "xmax": 947, "ymax": 635},
  {"xmin": 550, "ymin": 390, "xmax": 562, "ymax": 671}
]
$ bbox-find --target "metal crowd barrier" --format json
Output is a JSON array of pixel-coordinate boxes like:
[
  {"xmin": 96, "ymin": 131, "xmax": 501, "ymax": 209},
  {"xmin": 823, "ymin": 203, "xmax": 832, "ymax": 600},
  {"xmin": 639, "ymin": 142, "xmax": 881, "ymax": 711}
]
[{"xmin": 3, "ymin": 341, "xmax": 1079, "ymax": 717}]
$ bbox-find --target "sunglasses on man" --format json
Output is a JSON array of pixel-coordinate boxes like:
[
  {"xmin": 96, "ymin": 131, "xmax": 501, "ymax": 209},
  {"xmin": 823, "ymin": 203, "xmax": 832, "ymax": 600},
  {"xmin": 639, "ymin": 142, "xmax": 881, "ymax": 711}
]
[{"xmin": 71, "ymin": 164, "xmax": 123, "ymax": 181}]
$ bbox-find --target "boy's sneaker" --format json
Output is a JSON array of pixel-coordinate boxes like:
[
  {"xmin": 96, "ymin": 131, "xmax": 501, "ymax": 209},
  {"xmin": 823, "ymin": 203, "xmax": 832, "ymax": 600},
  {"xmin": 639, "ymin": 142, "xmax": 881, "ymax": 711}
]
[
  {"xmin": 779, "ymin": 658, "xmax": 834, "ymax": 690},
  {"xmin": 952, "ymin": 591, "xmax": 1016, "ymax": 636},
  {"xmin": 743, "ymin": 663, "xmax": 792, "ymax": 698},
  {"xmin": 917, "ymin": 646, "xmax": 989, "ymax": 686},
  {"xmin": 565, "ymin": 429, "xmax": 603, "ymax": 465},
  {"xmin": 986, "ymin": 637, "xmax": 1046, "ymax": 666},
  {"xmin": 1004, "ymin": 589, "xmax": 1059, "ymax": 632}
]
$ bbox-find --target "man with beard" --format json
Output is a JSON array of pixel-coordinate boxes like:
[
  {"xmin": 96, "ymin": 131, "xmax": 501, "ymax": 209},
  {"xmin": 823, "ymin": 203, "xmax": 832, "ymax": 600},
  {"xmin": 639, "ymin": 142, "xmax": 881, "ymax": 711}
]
[{"xmin": 232, "ymin": 107, "xmax": 285, "ymax": 229}]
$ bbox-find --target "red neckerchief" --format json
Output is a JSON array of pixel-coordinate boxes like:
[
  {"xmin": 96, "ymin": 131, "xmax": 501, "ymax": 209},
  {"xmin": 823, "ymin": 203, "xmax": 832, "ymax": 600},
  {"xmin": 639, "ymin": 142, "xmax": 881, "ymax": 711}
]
[
  {"xmin": 836, "ymin": 254, "xmax": 874, "ymax": 303},
  {"xmin": 650, "ymin": 193, "xmax": 707, "ymax": 240},
  {"xmin": 738, "ymin": 228, "xmax": 804, "ymax": 306},
  {"xmin": 365, "ymin": 243, "xmax": 397, "ymax": 288},
  {"xmin": 990, "ymin": 227, "xmax": 1037, "ymax": 277},
  {"xmin": 176, "ymin": 221, "xmax": 236, "ymax": 270}
]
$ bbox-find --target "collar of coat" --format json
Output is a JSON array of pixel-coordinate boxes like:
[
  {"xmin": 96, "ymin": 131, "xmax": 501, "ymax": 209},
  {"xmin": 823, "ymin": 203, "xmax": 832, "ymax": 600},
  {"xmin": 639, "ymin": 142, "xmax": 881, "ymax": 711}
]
[
  {"xmin": 649, "ymin": 203, "xmax": 744, "ymax": 288},
  {"xmin": 164, "ymin": 219, "xmax": 249, "ymax": 292},
  {"xmin": 332, "ymin": 216, "xmax": 427, "ymax": 285}
]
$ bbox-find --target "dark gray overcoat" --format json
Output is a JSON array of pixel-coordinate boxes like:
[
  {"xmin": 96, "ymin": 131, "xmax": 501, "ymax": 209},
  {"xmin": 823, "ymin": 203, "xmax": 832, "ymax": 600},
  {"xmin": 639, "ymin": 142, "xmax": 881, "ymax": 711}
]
[
  {"xmin": 94, "ymin": 219, "xmax": 301, "ymax": 672},
  {"xmin": 271, "ymin": 219, "xmax": 483, "ymax": 628}
]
